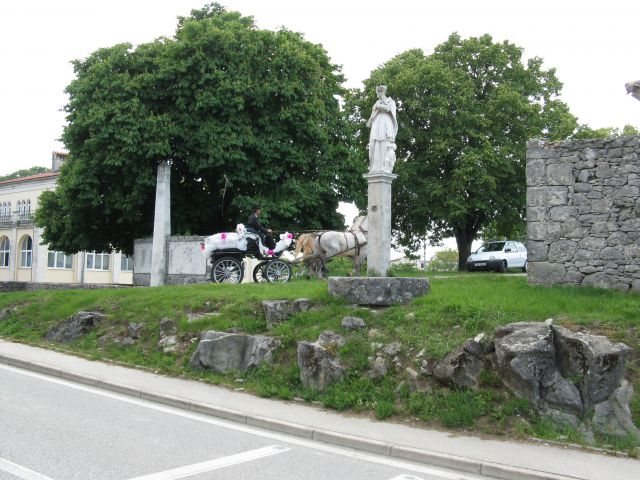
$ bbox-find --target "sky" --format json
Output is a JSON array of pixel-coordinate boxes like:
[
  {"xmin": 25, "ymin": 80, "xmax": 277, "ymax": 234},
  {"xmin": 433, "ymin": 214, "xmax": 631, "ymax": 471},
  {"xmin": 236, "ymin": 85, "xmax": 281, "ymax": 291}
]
[{"xmin": 0, "ymin": 0, "xmax": 638, "ymax": 258}]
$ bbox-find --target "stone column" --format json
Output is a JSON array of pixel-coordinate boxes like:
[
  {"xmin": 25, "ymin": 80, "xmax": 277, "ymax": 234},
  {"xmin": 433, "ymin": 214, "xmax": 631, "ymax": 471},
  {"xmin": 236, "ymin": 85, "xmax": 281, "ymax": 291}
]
[
  {"xmin": 364, "ymin": 171, "xmax": 396, "ymax": 276},
  {"xmin": 150, "ymin": 161, "xmax": 171, "ymax": 287}
]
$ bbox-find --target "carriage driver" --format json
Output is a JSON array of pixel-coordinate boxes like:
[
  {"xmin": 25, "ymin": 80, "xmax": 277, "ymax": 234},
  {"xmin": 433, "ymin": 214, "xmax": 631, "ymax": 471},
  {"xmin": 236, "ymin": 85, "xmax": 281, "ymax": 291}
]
[{"xmin": 247, "ymin": 205, "xmax": 276, "ymax": 249}]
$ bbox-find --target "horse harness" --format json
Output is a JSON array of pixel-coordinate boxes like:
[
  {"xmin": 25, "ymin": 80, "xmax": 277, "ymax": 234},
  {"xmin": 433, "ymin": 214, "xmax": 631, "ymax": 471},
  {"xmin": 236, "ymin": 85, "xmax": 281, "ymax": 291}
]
[{"xmin": 315, "ymin": 227, "xmax": 368, "ymax": 261}]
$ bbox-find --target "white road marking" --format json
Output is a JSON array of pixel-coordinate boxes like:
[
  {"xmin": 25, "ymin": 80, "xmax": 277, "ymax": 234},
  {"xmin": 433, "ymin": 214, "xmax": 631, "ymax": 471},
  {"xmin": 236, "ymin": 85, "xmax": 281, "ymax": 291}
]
[
  {"xmin": 389, "ymin": 475, "xmax": 424, "ymax": 480},
  {"xmin": 126, "ymin": 445, "xmax": 289, "ymax": 480},
  {"xmin": 0, "ymin": 458, "xmax": 55, "ymax": 480},
  {"xmin": 0, "ymin": 364, "xmax": 485, "ymax": 480}
]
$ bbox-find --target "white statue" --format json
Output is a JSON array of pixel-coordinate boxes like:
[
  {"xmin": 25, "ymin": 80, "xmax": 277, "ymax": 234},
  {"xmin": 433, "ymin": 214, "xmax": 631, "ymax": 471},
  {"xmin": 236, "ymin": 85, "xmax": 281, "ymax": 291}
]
[{"xmin": 366, "ymin": 85, "xmax": 398, "ymax": 173}]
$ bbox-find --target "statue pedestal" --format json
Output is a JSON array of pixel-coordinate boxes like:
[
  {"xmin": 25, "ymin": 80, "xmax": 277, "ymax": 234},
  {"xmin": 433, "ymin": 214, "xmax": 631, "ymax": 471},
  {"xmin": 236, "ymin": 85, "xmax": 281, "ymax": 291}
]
[{"xmin": 364, "ymin": 171, "xmax": 396, "ymax": 276}]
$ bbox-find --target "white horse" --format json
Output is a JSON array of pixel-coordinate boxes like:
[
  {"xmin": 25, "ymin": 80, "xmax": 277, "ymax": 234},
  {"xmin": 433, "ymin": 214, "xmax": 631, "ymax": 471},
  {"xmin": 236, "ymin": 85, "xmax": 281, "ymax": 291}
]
[{"xmin": 295, "ymin": 216, "xmax": 368, "ymax": 278}]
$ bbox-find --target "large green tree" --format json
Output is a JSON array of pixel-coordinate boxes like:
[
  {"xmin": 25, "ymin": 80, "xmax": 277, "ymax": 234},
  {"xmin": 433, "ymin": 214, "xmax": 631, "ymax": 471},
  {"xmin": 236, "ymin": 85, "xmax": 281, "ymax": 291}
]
[
  {"xmin": 37, "ymin": 4, "xmax": 364, "ymax": 254},
  {"xmin": 346, "ymin": 34, "xmax": 577, "ymax": 269}
]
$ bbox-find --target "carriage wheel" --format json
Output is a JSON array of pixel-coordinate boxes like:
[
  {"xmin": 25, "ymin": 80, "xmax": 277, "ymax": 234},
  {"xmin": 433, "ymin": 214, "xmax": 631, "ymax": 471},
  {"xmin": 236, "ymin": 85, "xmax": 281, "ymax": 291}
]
[
  {"xmin": 211, "ymin": 256, "xmax": 244, "ymax": 284},
  {"xmin": 252, "ymin": 261, "xmax": 269, "ymax": 283},
  {"xmin": 264, "ymin": 260, "xmax": 292, "ymax": 283}
]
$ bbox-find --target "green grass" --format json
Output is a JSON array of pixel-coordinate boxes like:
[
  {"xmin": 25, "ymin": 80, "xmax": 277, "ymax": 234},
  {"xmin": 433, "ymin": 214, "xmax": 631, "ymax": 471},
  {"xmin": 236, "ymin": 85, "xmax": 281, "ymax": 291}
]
[{"xmin": 1, "ymin": 274, "xmax": 638, "ymax": 451}]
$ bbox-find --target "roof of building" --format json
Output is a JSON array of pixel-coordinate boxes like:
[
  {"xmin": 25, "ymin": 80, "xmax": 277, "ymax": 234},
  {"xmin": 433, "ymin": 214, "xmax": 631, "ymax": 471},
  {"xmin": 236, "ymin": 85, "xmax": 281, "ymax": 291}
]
[{"xmin": 0, "ymin": 171, "xmax": 59, "ymax": 187}]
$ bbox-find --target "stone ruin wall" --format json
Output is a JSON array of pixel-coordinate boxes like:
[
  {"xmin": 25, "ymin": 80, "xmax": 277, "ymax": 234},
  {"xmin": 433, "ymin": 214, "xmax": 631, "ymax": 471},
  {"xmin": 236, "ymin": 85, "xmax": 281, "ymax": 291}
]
[{"xmin": 526, "ymin": 135, "xmax": 640, "ymax": 291}]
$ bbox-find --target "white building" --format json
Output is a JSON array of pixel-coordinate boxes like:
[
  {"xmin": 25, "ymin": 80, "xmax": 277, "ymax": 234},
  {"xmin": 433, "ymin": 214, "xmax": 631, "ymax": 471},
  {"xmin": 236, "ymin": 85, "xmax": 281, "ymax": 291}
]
[{"xmin": 0, "ymin": 152, "xmax": 133, "ymax": 285}]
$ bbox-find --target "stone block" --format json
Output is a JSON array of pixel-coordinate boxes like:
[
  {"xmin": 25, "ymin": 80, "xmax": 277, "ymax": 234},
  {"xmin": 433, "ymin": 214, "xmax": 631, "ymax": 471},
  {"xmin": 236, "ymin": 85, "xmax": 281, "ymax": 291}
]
[
  {"xmin": 526, "ymin": 159, "xmax": 546, "ymax": 186},
  {"xmin": 546, "ymin": 163, "xmax": 575, "ymax": 185},
  {"xmin": 527, "ymin": 187, "xmax": 569, "ymax": 207},
  {"xmin": 549, "ymin": 240, "xmax": 577, "ymax": 262},
  {"xmin": 528, "ymin": 262, "xmax": 566, "ymax": 285},
  {"xmin": 526, "ymin": 206, "xmax": 546, "ymax": 222},
  {"xmin": 526, "ymin": 241, "xmax": 548, "ymax": 262},
  {"xmin": 328, "ymin": 277, "xmax": 429, "ymax": 306},
  {"xmin": 581, "ymin": 272, "xmax": 629, "ymax": 291},
  {"xmin": 527, "ymin": 222, "xmax": 546, "ymax": 241},
  {"xmin": 549, "ymin": 206, "xmax": 578, "ymax": 222}
]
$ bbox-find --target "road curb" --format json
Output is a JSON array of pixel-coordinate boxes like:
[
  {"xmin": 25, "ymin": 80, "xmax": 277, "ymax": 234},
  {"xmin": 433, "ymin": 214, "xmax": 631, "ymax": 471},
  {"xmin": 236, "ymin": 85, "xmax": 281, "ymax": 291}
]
[{"xmin": 0, "ymin": 353, "xmax": 583, "ymax": 480}]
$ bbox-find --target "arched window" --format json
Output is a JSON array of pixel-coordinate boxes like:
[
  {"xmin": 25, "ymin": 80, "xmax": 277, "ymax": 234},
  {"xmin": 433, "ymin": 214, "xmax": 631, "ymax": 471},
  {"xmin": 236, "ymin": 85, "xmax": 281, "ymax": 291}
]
[
  {"xmin": 0, "ymin": 237, "xmax": 9, "ymax": 267},
  {"xmin": 26, "ymin": 199, "xmax": 31, "ymax": 215},
  {"xmin": 20, "ymin": 236, "xmax": 32, "ymax": 268}
]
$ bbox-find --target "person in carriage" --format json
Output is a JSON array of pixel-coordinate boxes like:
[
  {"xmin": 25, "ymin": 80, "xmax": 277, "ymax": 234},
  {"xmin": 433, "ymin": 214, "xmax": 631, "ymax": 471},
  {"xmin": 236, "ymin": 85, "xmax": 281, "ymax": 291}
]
[{"xmin": 246, "ymin": 204, "xmax": 276, "ymax": 249}]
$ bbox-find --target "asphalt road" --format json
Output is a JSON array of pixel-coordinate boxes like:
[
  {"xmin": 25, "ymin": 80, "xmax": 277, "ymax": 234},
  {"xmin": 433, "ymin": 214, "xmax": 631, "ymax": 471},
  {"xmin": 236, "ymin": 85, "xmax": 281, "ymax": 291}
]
[{"xmin": 0, "ymin": 365, "xmax": 488, "ymax": 480}]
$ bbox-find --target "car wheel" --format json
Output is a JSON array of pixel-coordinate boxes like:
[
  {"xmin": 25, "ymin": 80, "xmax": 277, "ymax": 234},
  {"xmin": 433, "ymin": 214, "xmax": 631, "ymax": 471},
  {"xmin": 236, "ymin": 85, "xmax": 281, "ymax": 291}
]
[
  {"xmin": 522, "ymin": 260, "xmax": 528, "ymax": 273},
  {"xmin": 467, "ymin": 264, "xmax": 474, "ymax": 272},
  {"xmin": 497, "ymin": 260, "xmax": 507, "ymax": 273}
]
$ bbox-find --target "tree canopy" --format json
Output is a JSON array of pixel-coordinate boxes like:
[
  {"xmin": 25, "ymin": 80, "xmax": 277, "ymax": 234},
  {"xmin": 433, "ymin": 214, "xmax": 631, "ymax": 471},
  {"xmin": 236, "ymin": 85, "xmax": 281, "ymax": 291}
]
[
  {"xmin": 0, "ymin": 166, "xmax": 50, "ymax": 182},
  {"xmin": 572, "ymin": 124, "xmax": 639, "ymax": 139},
  {"xmin": 37, "ymin": 3, "xmax": 364, "ymax": 254},
  {"xmin": 345, "ymin": 33, "xmax": 577, "ymax": 269}
]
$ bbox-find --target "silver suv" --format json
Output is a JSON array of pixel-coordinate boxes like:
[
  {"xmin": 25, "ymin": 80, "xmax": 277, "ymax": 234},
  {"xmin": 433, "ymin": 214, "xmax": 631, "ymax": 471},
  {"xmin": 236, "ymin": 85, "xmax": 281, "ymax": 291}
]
[{"xmin": 466, "ymin": 240, "xmax": 528, "ymax": 273}]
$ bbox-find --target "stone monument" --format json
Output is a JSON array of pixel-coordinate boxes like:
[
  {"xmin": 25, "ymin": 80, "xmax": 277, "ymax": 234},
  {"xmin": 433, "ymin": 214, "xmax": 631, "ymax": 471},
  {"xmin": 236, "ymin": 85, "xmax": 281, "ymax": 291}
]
[
  {"xmin": 328, "ymin": 86, "xmax": 429, "ymax": 305},
  {"xmin": 150, "ymin": 161, "xmax": 171, "ymax": 287},
  {"xmin": 364, "ymin": 85, "xmax": 398, "ymax": 276}
]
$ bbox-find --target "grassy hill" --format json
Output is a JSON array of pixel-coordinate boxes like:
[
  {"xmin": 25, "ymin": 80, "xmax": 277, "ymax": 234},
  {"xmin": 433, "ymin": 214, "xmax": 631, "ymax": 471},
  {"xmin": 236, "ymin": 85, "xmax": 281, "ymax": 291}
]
[{"xmin": 1, "ymin": 273, "xmax": 638, "ymax": 452}]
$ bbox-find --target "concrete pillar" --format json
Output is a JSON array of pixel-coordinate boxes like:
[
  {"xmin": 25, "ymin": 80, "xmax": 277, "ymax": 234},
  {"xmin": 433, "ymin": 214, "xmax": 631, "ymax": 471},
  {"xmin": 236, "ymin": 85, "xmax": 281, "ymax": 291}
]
[
  {"xmin": 150, "ymin": 161, "xmax": 171, "ymax": 287},
  {"xmin": 364, "ymin": 171, "xmax": 396, "ymax": 276}
]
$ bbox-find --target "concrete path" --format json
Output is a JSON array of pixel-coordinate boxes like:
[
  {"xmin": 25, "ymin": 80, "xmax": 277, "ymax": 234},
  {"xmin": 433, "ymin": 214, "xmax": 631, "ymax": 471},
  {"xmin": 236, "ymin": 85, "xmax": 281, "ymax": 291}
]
[{"xmin": 1, "ymin": 339, "xmax": 638, "ymax": 480}]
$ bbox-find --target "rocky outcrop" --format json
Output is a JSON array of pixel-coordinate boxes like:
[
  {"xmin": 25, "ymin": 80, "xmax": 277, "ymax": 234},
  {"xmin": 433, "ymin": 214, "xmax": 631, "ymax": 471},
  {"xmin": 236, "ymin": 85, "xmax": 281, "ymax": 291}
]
[
  {"xmin": 433, "ymin": 339, "xmax": 485, "ymax": 389},
  {"xmin": 262, "ymin": 299, "xmax": 312, "ymax": 328},
  {"xmin": 297, "ymin": 334, "xmax": 345, "ymax": 391},
  {"xmin": 552, "ymin": 325, "xmax": 631, "ymax": 410},
  {"xmin": 189, "ymin": 331, "xmax": 281, "ymax": 373},
  {"xmin": 328, "ymin": 277, "xmax": 429, "ymax": 306},
  {"xmin": 494, "ymin": 322, "xmax": 582, "ymax": 414},
  {"xmin": 44, "ymin": 311, "xmax": 106, "ymax": 343},
  {"xmin": 592, "ymin": 380, "xmax": 640, "ymax": 441}
]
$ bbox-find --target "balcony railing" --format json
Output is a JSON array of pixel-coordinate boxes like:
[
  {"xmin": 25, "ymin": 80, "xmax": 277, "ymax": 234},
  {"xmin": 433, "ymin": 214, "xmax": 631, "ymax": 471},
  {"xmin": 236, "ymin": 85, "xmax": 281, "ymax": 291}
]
[{"xmin": 0, "ymin": 212, "xmax": 35, "ymax": 226}]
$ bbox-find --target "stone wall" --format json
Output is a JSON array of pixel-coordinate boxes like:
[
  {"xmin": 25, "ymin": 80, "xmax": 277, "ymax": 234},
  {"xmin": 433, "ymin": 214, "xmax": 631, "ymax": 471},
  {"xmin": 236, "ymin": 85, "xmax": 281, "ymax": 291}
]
[
  {"xmin": 0, "ymin": 282, "xmax": 130, "ymax": 293},
  {"xmin": 526, "ymin": 135, "xmax": 640, "ymax": 291},
  {"xmin": 133, "ymin": 236, "xmax": 209, "ymax": 286}
]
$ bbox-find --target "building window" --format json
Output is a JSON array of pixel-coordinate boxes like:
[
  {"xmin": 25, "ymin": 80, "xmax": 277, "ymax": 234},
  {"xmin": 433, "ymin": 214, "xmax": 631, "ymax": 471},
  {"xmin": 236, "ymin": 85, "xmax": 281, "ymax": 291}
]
[
  {"xmin": 17, "ymin": 200, "xmax": 31, "ymax": 220},
  {"xmin": 0, "ymin": 237, "xmax": 9, "ymax": 267},
  {"xmin": 0, "ymin": 202, "xmax": 10, "ymax": 221},
  {"xmin": 86, "ymin": 252, "xmax": 110, "ymax": 271},
  {"xmin": 120, "ymin": 255, "xmax": 133, "ymax": 272},
  {"xmin": 48, "ymin": 251, "xmax": 73, "ymax": 269},
  {"xmin": 20, "ymin": 236, "xmax": 32, "ymax": 268}
]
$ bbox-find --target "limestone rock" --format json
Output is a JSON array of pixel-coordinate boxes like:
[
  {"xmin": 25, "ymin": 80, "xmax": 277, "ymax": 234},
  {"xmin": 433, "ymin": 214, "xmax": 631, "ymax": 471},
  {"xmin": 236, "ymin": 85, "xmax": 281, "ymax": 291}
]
[
  {"xmin": 261, "ymin": 300, "xmax": 290, "ymax": 327},
  {"xmin": 552, "ymin": 325, "xmax": 631, "ymax": 409},
  {"xmin": 297, "ymin": 340, "xmax": 344, "ymax": 391},
  {"xmin": 433, "ymin": 339, "xmax": 485, "ymax": 389},
  {"xmin": 368, "ymin": 356, "xmax": 387, "ymax": 379},
  {"xmin": 120, "ymin": 337, "xmax": 135, "ymax": 347},
  {"xmin": 328, "ymin": 277, "xmax": 429, "ymax": 306},
  {"xmin": 383, "ymin": 342, "xmax": 402, "ymax": 357},
  {"xmin": 189, "ymin": 331, "xmax": 281, "ymax": 373},
  {"xmin": 187, "ymin": 312, "xmax": 220, "ymax": 323},
  {"xmin": 494, "ymin": 322, "xmax": 556, "ymax": 407},
  {"xmin": 44, "ymin": 311, "xmax": 106, "ymax": 344},
  {"xmin": 158, "ymin": 335, "xmax": 177, "ymax": 349},
  {"xmin": 159, "ymin": 317, "xmax": 176, "ymax": 333},
  {"xmin": 341, "ymin": 316, "xmax": 366, "ymax": 330},
  {"xmin": 593, "ymin": 380, "xmax": 640, "ymax": 441},
  {"xmin": 317, "ymin": 330, "xmax": 345, "ymax": 349},
  {"xmin": 128, "ymin": 322, "xmax": 144, "ymax": 339},
  {"xmin": 262, "ymin": 298, "xmax": 312, "ymax": 328}
]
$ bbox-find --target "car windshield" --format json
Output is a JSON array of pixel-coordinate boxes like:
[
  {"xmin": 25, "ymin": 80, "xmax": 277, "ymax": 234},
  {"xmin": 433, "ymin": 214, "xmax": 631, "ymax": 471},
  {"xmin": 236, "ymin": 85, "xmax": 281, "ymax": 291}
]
[{"xmin": 476, "ymin": 242, "xmax": 505, "ymax": 253}]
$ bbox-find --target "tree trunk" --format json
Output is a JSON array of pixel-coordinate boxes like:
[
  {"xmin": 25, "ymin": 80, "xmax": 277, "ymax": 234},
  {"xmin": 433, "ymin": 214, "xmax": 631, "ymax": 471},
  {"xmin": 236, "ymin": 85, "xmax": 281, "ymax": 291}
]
[{"xmin": 454, "ymin": 229, "xmax": 475, "ymax": 271}]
